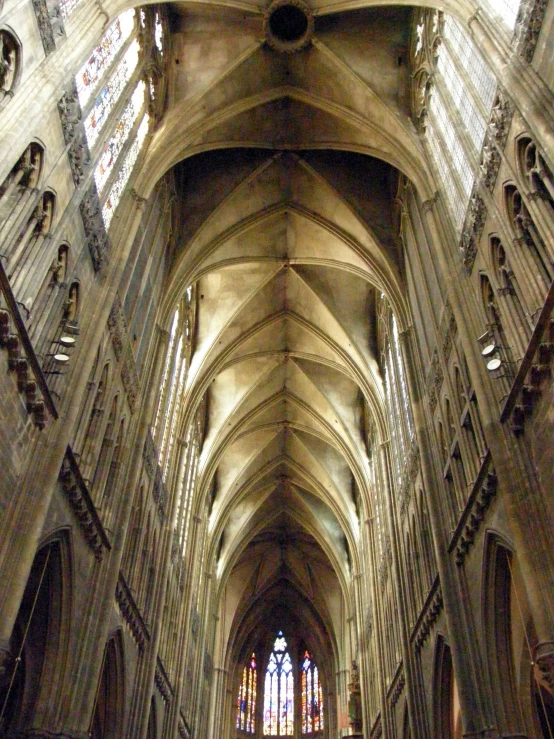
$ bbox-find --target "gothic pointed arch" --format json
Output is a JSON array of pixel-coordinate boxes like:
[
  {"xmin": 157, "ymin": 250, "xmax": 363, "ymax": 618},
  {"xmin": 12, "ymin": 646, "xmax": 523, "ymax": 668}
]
[
  {"xmin": 91, "ymin": 630, "xmax": 126, "ymax": 739},
  {"xmin": 432, "ymin": 636, "xmax": 462, "ymax": 739},
  {"xmin": 0, "ymin": 530, "xmax": 72, "ymax": 736}
]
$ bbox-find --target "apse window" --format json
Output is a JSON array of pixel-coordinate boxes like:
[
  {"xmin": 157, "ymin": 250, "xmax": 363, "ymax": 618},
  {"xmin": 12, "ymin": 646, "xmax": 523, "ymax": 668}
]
[{"xmin": 264, "ymin": 632, "xmax": 294, "ymax": 736}]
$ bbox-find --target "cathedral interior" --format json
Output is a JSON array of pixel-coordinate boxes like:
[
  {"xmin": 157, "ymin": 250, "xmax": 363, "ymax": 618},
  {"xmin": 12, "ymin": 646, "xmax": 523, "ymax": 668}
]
[{"xmin": 0, "ymin": 0, "xmax": 553, "ymax": 737}]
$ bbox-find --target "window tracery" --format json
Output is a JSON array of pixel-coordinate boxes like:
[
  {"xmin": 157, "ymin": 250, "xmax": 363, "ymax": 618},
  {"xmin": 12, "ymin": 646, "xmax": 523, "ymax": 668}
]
[
  {"xmin": 75, "ymin": 10, "xmax": 136, "ymax": 107},
  {"xmin": 94, "ymin": 81, "xmax": 146, "ymax": 193},
  {"xmin": 83, "ymin": 39, "xmax": 140, "ymax": 148},
  {"xmin": 264, "ymin": 632, "xmax": 294, "ymax": 736},
  {"xmin": 237, "ymin": 653, "xmax": 257, "ymax": 733},
  {"xmin": 101, "ymin": 113, "xmax": 149, "ymax": 229}
]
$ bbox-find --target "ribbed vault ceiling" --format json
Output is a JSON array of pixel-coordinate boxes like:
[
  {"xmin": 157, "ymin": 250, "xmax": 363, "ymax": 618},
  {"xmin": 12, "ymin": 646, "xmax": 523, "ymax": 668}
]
[{"xmin": 141, "ymin": 0, "xmax": 428, "ymax": 672}]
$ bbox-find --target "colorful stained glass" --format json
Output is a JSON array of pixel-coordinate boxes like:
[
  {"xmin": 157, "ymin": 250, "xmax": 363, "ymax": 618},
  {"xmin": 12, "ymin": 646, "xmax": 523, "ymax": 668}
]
[
  {"xmin": 84, "ymin": 39, "xmax": 140, "ymax": 148},
  {"xmin": 75, "ymin": 10, "xmax": 135, "ymax": 107},
  {"xmin": 102, "ymin": 113, "xmax": 149, "ymax": 229},
  {"xmin": 94, "ymin": 81, "xmax": 145, "ymax": 193},
  {"xmin": 237, "ymin": 653, "xmax": 257, "ymax": 732},
  {"xmin": 301, "ymin": 651, "xmax": 324, "ymax": 734},
  {"xmin": 263, "ymin": 633, "xmax": 294, "ymax": 736}
]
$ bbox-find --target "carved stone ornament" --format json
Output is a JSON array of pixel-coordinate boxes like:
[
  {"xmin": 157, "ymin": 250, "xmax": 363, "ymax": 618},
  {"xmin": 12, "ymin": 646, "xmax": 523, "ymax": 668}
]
[
  {"xmin": 79, "ymin": 183, "xmax": 109, "ymax": 271},
  {"xmin": 57, "ymin": 80, "xmax": 80, "ymax": 143},
  {"xmin": 426, "ymin": 346, "xmax": 443, "ymax": 413},
  {"xmin": 390, "ymin": 672, "xmax": 405, "ymax": 708},
  {"xmin": 455, "ymin": 470, "xmax": 498, "ymax": 565},
  {"xmin": 414, "ymin": 584, "xmax": 443, "ymax": 652},
  {"xmin": 459, "ymin": 190, "xmax": 487, "ymax": 273},
  {"xmin": 32, "ymin": 0, "xmax": 65, "ymax": 56},
  {"xmin": 409, "ymin": 9, "xmax": 442, "ymax": 132},
  {"xmin": 513, "ymin": 0, "xmax": 548, "ymax": 63},
  {"xmin": 115, "ymin": 573, "xmax": 150, "ymax": 651},
  {"xmin": 155, "ymin": 658, "xmax": 173, "ymax": 703},
  {"xmin": 68, "ymin": 132, "xmax": 90, "ymax": 186},
  {"xmin": 59, "ymin": 451, "xmax": 110, "ymax": 560},
  {"xmin": 479, "ymin": 88, "xmax": 514, "ymax": 193}
]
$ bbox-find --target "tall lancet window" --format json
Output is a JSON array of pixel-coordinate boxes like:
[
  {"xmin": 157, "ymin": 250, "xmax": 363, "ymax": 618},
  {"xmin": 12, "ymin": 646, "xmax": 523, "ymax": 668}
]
[
  {"xmin": 301, "ymin": 651, "xmax": 324, "ymax": 734},
  {"xmin": 237, "ymin": 653, "xmax": 257, "ymax": 733},
  {"xmin": 264, "ymin": 632, "xmax": 294, "ymax": 736}
]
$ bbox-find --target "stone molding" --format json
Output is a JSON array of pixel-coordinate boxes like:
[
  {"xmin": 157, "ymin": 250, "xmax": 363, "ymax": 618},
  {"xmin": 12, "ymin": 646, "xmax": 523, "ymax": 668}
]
[
  {"xmin": 411, "ymin": 578, "xmax": 443, "ymax": 652},
  {"xmin": 115, "ymin": 572, "xmax": 150, "ymax": 651},
  {"xmin": 452, "ymin": 466, "xmax": 498, "ymax": 566},
  {"xmin": 389, "ymin": 671, "xmax": 405, "ymax": 708},
  {"xmin": 155, "ymin": 656, "xmax": 173, "ymax": 703},
  {"xmin": 59, "ymin": 447, "xmax": 111, "ymax": 560}
]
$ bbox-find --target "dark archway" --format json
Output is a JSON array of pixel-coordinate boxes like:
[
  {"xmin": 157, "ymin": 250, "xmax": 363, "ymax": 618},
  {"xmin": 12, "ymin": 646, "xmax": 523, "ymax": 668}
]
[
  {"xmin": 0, "ymin": 536, "xmax": 68, "ymax": 738},
  {"xmin": 91, "ymin": 632, "xmax": 125, "ymax": 739}
]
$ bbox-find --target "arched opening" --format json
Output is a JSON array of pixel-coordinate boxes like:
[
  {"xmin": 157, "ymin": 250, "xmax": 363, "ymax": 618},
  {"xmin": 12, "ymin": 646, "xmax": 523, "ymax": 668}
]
[
  {"xmin": 0, "ymin": 538, "xmax": 67, "ymax": 738},
  {"xmin": 433, "ymin": 637, "xmax": 462, "ymax": 739},
  {"xmin": 90, "ymin": 632, "xmax": 125, "ymax": 739}
]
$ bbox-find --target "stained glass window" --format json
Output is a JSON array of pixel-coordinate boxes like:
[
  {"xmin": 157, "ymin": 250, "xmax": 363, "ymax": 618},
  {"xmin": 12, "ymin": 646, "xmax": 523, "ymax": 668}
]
[
  {"xmin": 94, "ymin": 81, "xmax": 145, "ymax": 193},
  {"xmin": 301, "ymin": 652, "xmax": 324, "ymax": 734},
  {"xmin": 264, "ymin": 632, "xmax": 294, "ymax": 736},
  {"xmin": 75, "ymin": 10, "xmax": 135, "ymax": 107},
  {"xmin": 102, "ymin": 113, "xmax": 149, "ymax": 229},
  {"xmin": 237, "ymin": 653, "xmax": 257, "ymax": 733},
  {"xmin": 84, "ymin": 39, "xmax": 140, "ymax": 148}
]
